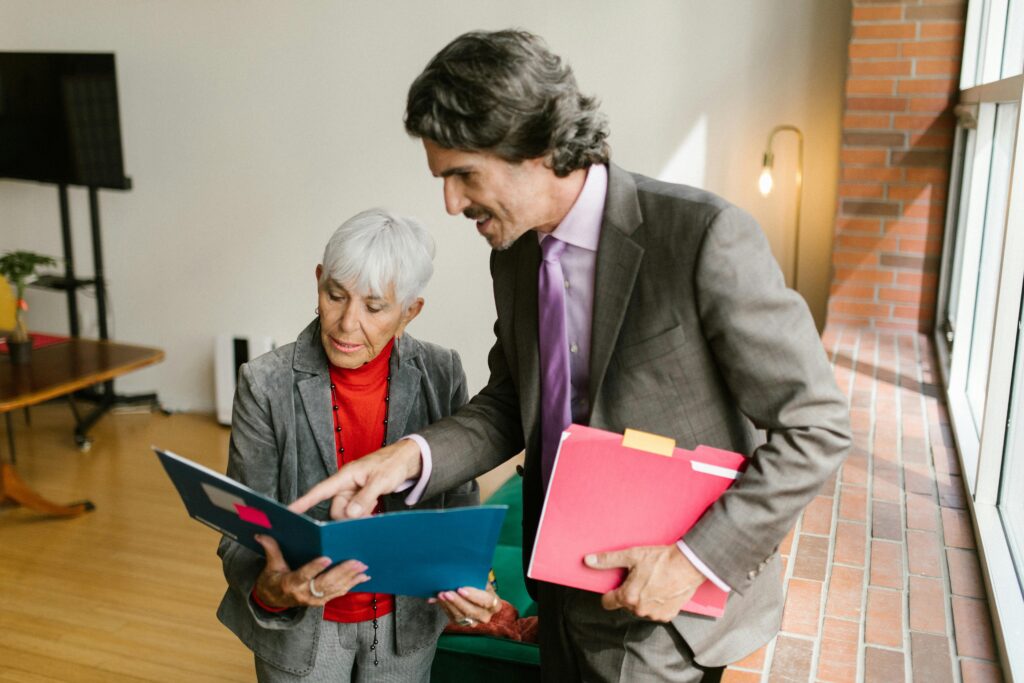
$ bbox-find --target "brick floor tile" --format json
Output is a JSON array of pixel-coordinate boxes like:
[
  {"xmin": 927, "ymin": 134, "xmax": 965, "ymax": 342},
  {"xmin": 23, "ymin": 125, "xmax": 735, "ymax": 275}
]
[
  {"xmin": 902, "ymin": 437, "xmax": 928, "ymax": 464},
  {"xmin": 826, "ymin": 565, "xmax": 864, "ymax": 621},
  {"xmin": 874, "ymin": 440, "xmax": 900, "ymax": 469},
  {"xmin": 873, "ymin": 461, "xmax": 902, "ymax": 502},
  {"xmin": 839, "ymin": 484, "xmax": 868, "ymax": 521},
  {"xmin": 866, "ymin": 587, "xmax": 903, "ymax": 647},
  {"xmin": 906, "ymin": 530, "xmax": 942, "ymax": 577},
  {"xmin": 834, "ymin": 521, "xmax": 868, "ymax": 567},
  {"xmin": 817, "ymin": 617, "xmax": 859, "ymax": 682},
  {"xmin": 850, "ymin": 408, "xmax": 872, "ymax": 433},
  {"xmin": 902, "ymin": 416, "xmax": 926, "ymax": 439},
  {"xmin": 931, "ymin": 444, "xmax": 960, "ymax": 476},
  {"xmin": 910, "ymin": 631, "xmax": 954, "ymax": 683},
  {"xmin": 782, "ymin": 528, "xmax": 798, "ymax": 557},
  {"xmin": 781, "ymin": 578, "xmax": 822, "ymax": 636},
  {"xmin": 906, "ymin": 492, "xmax": 938, "ymax": 531},
  {"xmin": 850, "ymin": 390, "xmax": 872, "ymax": 411},
  {"xmin": 769, "ymin": 636, "xmax": 814, "ymax": 683},
  {"xmin": 873, "ymin": 500, "xmax": 904, "ymax": 541},
  {"xmin": 903, "ymin": 460, "xmax": 936, "ymax": 496},
  {"xmin": 941, "ymin": 508, "xmax": 975, "ymax": 549},
  {"xmin": 951, "ymin": 597, "xmax": 997, "ymax": 660},
  {"xmin": 870, "ymin": 540, "xmax": 904, "ymax": 588},
  {"xmin": 936, "ymin": 471, "xmax": 967, "ymax": 509},
  {"xmin": 731, "ymin": 645, "xmax": 766, "ymax": 671},
  {"xmin": 908, "ymin": 576, "xmax": 947, "ymax": 634},
  {"xmin": 865, "ymin": 647, "xmax": 905, "ymax": 683},
  {"xmin": 793, "ymin": 534, "xmax": 830, "ymax": 581},
  {"xmin": 780, "ymin": 527, "xmax": 796, "ymax": 557},
  {"xmin": 946, "ymin": 548, "xmax": 984, "ymax": 598},
  {"xmin": 722, "ymin": 670, "xmax": 761, "ymax": 683},
  {"xmin": 802, "ymin": 495, "xmax": 834, "ymax": 536},
  {"xmin": 930, "ymin": 420, "xmax": 955, "ymax": 450},
  {"xmin": 960, "ymin": 659, "xmax": 1003, "ymax": 683},
  {"xmin": 842, "ymin": 448, "xmax": 870, "ymax": 486}
]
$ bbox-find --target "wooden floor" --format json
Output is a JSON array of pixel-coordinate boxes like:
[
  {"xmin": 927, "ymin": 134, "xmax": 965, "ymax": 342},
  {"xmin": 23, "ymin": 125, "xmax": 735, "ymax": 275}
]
[
  {"xmin": 0, "ymin": 404, "xmax": 518, "ymax": 682},
  {"xmin": 0, "ymin": 405, "xmax": 253, "ymax": 682}
]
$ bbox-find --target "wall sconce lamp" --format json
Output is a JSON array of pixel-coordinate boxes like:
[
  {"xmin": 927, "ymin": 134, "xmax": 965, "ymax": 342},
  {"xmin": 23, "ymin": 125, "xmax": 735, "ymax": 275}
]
[{"xmin": 759, "ymin": 124, "xmax": 804, "ymax": 291}]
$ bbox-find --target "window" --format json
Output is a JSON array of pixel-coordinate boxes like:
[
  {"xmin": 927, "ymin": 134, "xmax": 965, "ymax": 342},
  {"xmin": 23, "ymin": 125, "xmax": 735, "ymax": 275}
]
[
  {"xmin": 935, "ymin": 0, "xmax": 1024, "ymax": 677},
  {"xmin": 1001, "ymin": 291, "xmax": 1024, "ymax": 586}
]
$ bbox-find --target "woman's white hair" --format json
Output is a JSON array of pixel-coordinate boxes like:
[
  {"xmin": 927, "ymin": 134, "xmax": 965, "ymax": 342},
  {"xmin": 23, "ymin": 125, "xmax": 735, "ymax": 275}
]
[{"xmin": 319, "ymin": 208, "xmax": 435, "ymax": 310}]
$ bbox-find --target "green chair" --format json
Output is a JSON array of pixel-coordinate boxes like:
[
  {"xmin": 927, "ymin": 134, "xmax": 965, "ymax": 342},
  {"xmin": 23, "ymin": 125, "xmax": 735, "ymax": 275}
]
[{"xmin": 430, "ymin": 474, "xmax": 541, "ymax": 682}]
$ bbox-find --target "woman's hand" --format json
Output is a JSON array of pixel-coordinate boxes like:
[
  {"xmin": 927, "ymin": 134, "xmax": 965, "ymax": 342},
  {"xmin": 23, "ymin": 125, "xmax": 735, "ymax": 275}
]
[
  {"xmin": 431, "ymin": 584, "xmax": 503, "ymax": 627},
  {"xmin": 252, "ymin": 534, "xmax": 370, "ymax": 608}
]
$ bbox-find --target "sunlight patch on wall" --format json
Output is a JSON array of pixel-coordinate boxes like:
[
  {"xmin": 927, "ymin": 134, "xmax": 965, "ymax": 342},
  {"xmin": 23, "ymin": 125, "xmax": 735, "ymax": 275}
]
[{"xmin": 657, "ymin": 114, "xmax": 707, "ymax": 189}]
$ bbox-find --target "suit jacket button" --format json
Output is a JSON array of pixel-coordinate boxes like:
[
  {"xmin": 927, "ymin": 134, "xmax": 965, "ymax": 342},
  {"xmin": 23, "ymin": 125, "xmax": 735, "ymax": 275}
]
[
  {"xmin": 516, "ymin": 465, "xmax": 525, "ymax": 477},
  {"xmin": 747, "ymin": 570, "xmax": 757, "ymax": 580}
]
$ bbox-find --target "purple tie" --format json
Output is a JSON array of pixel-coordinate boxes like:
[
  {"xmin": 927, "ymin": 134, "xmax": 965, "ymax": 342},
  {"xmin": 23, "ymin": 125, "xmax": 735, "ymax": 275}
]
[{"xmin": 538, "ymin": 236, "xmax": 571, "ymax": 488}]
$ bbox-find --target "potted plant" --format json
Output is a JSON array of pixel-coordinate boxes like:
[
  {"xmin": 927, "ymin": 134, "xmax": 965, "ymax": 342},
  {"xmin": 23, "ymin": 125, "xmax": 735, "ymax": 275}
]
[{"xmin": 0, "ymin": 250, "xmax": 57, "ymax": 364}]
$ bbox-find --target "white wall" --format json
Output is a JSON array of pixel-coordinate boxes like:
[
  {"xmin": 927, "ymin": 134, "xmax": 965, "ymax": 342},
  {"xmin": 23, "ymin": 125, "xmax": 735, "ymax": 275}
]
[{"xmin": 1, "ymin": 1, "xmax": 850, "ymax": 412}]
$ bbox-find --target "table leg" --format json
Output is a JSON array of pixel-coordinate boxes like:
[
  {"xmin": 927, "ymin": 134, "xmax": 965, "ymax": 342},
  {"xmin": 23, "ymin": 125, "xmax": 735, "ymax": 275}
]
[{"xmin": 1, "ymin": 413, "xmax": 95, "ymax": 517}]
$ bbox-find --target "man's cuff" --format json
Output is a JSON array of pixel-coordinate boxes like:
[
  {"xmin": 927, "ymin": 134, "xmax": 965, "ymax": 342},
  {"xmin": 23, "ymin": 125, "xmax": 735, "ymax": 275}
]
[
  {"xmin": 398, "ymin": 435, "xmax": 432, "ymax": 505},
  {"xmin": 676, "ymin": 540, "xmax": 732, "ymax": 592}
]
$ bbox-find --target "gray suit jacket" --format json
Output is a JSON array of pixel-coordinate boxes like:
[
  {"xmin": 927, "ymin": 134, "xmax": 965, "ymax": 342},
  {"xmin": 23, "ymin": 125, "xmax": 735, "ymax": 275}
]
[
  {"xmin": 216, "ymin": 321, "xmax": 478, "ymax": 676},
  {"xmin": 416, "ymin": 164, "xmax": 851, "ymax": 666}
]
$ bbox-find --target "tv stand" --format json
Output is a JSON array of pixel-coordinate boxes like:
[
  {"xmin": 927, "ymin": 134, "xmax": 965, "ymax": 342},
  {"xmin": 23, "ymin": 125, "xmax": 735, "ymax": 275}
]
[{"xmin": 31, "ymin": 182, "xmax": 162, "ymax": 449}]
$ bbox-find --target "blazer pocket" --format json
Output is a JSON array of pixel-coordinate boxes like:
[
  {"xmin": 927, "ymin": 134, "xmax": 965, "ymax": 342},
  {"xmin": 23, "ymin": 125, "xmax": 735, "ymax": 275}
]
[{"xmin": 615, "ymin": 324, "xmax": 687, "ymax": 370}]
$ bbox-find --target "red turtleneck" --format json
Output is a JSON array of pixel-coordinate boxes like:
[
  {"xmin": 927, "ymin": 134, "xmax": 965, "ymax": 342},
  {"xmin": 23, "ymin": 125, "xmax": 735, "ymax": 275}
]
[
  {"xmin": 322, "ymin": 338, "xmax": 395, "ymax": 622},
  {"xmin": 253, "ymin": 338, "xmax": 396, "ymax": 622}
]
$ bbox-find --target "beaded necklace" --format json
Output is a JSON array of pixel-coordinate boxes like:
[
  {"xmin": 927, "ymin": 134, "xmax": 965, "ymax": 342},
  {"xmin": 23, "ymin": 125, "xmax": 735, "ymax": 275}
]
[{"xmin": 329, "ymin": 369, "xmax": 391, "ymax": 667}]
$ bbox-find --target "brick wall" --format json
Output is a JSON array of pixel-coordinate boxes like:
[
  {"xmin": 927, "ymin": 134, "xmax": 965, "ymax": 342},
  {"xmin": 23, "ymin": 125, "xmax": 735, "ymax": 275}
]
[{"xmin": 827, "ymin": 0, "xmax": 967, "ymax": 332}]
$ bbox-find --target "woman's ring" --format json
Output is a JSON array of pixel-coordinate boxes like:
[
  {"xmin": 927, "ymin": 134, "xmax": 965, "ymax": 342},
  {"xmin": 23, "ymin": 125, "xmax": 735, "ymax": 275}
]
[
  {"xmin": 309, "ymin": 577, "xmax": 325, "ymax": 599},
  {"xmin": 456, "ymin": 617, "xmax": 475, "ymax": 627}
]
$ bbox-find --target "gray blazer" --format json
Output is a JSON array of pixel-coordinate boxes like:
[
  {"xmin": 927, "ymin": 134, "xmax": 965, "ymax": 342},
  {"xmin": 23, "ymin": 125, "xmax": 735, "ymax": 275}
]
[
  {"xmin": 416, "ymin": 164, "xmax": 852, "ymax": 666},
  {"xmin": 216, "ymin": 321, "xmax": 478, "ymax": 676}
]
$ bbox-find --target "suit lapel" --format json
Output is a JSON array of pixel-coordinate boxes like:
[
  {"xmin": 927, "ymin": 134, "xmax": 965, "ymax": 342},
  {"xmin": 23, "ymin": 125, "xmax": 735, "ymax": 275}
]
[
  {"xmin": 589, "ymin": 164, "xmax": 644, "ymax": 412},
  {"xmin": 511, "ymin": 237, "xmax": 542, "ymax": 454},
  {"xmin": 293, "ymin": 322, "xmax": 339, "ymax": 477},
  {"xmin": 386, "ymin": 336, "xmax": 422, "ymax": 445}
]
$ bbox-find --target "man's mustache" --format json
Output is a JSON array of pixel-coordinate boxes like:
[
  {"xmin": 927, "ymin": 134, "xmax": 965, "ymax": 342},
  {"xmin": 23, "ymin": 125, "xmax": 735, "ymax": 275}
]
[{"xmin": 463, "ymin": 207, "xmax": 490, "ymax": 221}]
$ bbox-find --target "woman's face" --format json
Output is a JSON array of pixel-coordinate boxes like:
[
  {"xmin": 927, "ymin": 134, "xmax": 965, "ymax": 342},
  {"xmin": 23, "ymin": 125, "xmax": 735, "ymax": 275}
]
[{"xmin": 315, "ymin": 265, "xmax": 423, "ymax": 369}]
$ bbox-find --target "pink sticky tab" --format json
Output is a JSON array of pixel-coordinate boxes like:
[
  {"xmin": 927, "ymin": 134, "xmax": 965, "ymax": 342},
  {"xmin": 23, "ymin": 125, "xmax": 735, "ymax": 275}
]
[{"xmin": 234, "ymin": 504, "xmax": 272, "ymax": 529}]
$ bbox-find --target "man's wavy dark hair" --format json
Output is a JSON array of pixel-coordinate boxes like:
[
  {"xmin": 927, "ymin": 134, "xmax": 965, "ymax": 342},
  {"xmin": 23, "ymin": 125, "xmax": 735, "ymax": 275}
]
[{"xmin": 404, "ymin": 29, "xmax": 610, "ymax": 177}]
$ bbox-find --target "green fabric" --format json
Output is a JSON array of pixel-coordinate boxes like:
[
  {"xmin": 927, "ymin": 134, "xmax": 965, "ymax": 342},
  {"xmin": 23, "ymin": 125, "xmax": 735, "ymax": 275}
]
[
  {"xmin": 488, "ymin": 477, "xmax": 524, "ymax": 547},
  {"xmin": 491, "ymin": 546, "xmax": 534, "ymax": 618},
  {"xmin": 431, "ymin": 475, "xmax": 540, "ymax": 680},
  {"xmin": 436, "ymin": 635, "xmax": 540, "ymax": 665}
]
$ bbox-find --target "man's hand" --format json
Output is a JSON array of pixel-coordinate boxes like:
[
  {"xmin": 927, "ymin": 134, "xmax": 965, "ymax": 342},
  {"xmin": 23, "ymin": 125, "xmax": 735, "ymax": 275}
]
[
  {"xmin": 252, "ymin": 534, "xmax": 369, "ymax": 608},
  {"xmin": 288, "ymin": 439, "xmax": 423, "ymax": 519},
  {"xmin": 584, "ymin": 544, "xmax": 704, "ymax": 622}
]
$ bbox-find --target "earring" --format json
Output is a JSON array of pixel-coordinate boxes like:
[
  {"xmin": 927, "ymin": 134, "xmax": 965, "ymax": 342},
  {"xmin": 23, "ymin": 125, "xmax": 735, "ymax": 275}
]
[{"xmin": 314, "ymin": 306, "xmax": 320, "ymax": 316}]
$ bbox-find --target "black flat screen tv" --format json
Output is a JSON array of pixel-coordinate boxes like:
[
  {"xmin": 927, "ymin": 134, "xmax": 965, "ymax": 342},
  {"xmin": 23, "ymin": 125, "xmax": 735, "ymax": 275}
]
[{"xmin": 0, "ymin": 52, "xmax": 130, "ymax": 190}]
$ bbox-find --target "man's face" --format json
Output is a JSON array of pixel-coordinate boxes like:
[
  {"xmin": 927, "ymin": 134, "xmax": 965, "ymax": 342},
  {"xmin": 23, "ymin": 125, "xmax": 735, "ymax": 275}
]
[{"xmin": 423, "ymin": 139, "xmax": 560, "ymax": 250}]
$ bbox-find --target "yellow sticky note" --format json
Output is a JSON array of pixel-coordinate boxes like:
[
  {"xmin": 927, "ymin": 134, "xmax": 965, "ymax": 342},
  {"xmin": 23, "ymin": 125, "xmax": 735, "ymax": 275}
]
[{"xmin": 621, "ymin": 428, "xmax": 675, "ymax": 457}]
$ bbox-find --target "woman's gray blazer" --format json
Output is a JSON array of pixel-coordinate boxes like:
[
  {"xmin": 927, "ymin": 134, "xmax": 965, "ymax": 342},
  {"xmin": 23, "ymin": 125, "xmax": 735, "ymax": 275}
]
[{"xmin": 216, "ymin": 320, "xmax": 478, "ymax": 676}]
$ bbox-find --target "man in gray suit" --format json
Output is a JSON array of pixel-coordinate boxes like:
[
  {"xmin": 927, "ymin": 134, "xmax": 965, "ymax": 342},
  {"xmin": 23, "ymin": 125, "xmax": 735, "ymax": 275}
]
[{"xmin": 293, "ymin": 29, "xmax": 851, "ymax": 682}]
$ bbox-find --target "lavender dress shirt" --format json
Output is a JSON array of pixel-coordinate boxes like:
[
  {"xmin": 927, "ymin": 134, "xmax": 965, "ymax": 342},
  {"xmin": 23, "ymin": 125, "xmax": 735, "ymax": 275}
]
[{"xmin": 406, "ymin": 164, "xmax": 729, "ymax": 592}]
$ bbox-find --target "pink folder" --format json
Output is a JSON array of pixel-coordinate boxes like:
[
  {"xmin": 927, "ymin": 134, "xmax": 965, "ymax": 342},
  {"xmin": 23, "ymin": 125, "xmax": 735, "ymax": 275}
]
[{"xmin": 527, "ymin": 424, "xmax": 745, "ymax": 618}]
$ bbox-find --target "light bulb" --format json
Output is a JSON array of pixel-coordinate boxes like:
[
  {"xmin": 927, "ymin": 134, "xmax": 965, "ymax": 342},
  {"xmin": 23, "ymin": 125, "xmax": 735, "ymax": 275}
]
[{"xmin": 758, "ymin": 167, "xmax": 774, "ymax": 197}]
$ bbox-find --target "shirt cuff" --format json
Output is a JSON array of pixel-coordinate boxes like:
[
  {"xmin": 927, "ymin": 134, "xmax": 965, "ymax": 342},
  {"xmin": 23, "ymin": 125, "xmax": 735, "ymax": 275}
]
[
  {"xmin": 250, "ymin": 588, "xmax": 289, "ymax": 613},
  {"xmin": 676, "ymin": 540, "xmax": 732, "ymax": 593},
  {"xmin": 397, "ymin": 434, "xmax": 432, "ymax": 505}
]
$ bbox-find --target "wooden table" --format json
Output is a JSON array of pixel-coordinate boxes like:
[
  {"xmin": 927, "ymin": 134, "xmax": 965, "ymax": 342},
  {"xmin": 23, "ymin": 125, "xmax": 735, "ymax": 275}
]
[{"xmin": 1, "ymin": 339, "xmax": 164, "ymax": 517}]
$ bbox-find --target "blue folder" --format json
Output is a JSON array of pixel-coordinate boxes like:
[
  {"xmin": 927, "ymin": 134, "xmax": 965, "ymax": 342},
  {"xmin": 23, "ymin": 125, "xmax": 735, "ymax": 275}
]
[{"xmin": 154, "ymin": 448, "xmax": 507, "ymax": 597}]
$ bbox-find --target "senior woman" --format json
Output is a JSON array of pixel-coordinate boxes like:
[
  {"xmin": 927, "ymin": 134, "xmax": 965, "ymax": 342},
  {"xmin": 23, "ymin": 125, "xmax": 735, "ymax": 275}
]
[{"xmin": 216, "ymin": 208, "xmax": 501, "ymax": 682}]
